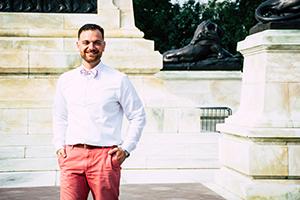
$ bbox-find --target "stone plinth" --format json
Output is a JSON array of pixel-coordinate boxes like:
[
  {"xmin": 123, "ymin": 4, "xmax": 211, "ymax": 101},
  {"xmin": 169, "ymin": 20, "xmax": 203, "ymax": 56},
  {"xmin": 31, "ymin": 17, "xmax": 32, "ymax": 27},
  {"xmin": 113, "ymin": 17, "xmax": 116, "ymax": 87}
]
[
  {"xmin": 155, "ymin": 71, "xmax": 242, "ymax": 113},
  {"xmin": 0, "ymin": 0, "xmax": 162, "ymax": 75},
  {"xmin": 216, "ymin": 30, "xmax": 300, "ymax": 199}
]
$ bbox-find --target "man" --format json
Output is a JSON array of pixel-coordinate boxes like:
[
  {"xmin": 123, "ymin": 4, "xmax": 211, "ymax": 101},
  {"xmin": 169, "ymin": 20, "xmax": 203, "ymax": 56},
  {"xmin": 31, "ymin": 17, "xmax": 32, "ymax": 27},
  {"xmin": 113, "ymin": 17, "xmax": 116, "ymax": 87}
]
[{"xmin": 53, "ymin": 24, "xmax": 146, "ymax": 200}]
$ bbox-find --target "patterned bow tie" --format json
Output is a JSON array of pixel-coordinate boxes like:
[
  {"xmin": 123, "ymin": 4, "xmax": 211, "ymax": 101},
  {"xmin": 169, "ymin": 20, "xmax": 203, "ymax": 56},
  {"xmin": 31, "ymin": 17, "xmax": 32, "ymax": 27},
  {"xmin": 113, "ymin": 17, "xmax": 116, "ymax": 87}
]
[{"xmin": 80, "ymin": 68, "xmax": 98, "ymax": 78}]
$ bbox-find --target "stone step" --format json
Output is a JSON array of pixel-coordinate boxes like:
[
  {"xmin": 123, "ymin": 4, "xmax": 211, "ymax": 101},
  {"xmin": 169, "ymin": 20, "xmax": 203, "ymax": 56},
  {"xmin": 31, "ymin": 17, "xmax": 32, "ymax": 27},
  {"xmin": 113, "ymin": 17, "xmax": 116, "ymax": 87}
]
[
  {"xmin": 0, "ymin": 50, "xmax": 80, "ymax": 74},
  {"xmin": 0, "ymin": 171, "xmax": 57, "ymax": 188},
  {"xmin": 0, "ymin": 146, "xmax": 56, "ymax": 159},
  {"xmin": 0, "ymin": 131, "xmax": 220, "ymax": 142},
  {"xmin": 0, "ymin": 108, "xmax": 53, "ymax": 134},
  {"xmin": 0, "ymin": 158, "xmax": 58, "ymax": 172},
  {"xmin": 0, "ymin": 133, "xmax": 220, "ymax": 170},
  {"xmin": 0, "ymin": 154, "xmax": 219, "ymax": 172},
  {"xmin": 0, "ymin": 38, "xmax": 155, "ymax": 52},
  {"xmin": 0, "ymin": 78, "xmax": 55, "ymax": 108},
  {"xmin": 0, "ymin": 13, "xmax": 121, "ymax": 37},
  {"xmin": 0, "ymin": 12, "xmax": 147, "ymax": 38},
  {"xmin": 0, "ymin": 38, "xmax": 161, "ymax": 74},
  {"xmin": 0, "ymin": 134, "xmax": 219, "ymax": 154},
  {"xmin": 0, "ymin": 134, "xmax": 52, "ymax": 146},
  {"xmin": 0, "ymin": 169, "xmax": 218, "ymax": 188},
  {"xmin": 0, "ymin": 107, "xmax": 202, "ymax": 134}
]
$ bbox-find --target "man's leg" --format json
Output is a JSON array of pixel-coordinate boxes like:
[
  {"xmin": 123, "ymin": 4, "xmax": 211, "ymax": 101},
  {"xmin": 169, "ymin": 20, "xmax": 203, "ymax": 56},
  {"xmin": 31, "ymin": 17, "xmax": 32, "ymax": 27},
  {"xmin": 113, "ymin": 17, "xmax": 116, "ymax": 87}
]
[
  {"xmin": 59, "ymin": 146, "xmax": 90, "ymax": 200},
  {"xmin": 86, "ymin": 148, "xmax": 121, "ymax": 200}
]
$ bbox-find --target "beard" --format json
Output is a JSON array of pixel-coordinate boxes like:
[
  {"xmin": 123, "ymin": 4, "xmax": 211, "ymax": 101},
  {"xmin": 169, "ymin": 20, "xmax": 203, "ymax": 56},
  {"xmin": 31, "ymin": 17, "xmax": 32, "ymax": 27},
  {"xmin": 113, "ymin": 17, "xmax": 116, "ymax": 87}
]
[{"xmin": 80, "ymin": 49, "xmax": 102, "ymax": 64}]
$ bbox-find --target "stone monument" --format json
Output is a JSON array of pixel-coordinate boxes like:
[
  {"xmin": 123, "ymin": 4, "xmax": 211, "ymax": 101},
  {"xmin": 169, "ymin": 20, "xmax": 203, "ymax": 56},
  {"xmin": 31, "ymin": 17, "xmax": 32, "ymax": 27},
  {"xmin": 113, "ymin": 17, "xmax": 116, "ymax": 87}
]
[
  {"xmin": 0, "ymin": 0, "xmax": 161, "ymax": 187},
  {"xmin": 0, "ymin": 0, "xmax": 161, "ymax": 75},
  {"xmin": 216, "ymin": 1, "xmax": 300, "ymax": 199}
]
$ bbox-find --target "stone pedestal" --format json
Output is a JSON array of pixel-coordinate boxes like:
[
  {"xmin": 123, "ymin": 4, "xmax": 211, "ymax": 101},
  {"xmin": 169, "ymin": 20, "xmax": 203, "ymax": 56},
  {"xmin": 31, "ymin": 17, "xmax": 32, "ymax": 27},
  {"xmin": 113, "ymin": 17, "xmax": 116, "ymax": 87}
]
[
  {"xmin": 0, "ymin": 0, "xmax": 162, "ymax": 75},
  {"xmin": 0, "ymin": 0, "xmax": 161, "ymax": 187},
  {"xmin": 216, "ymin": 30, "xmax": 300, "ymax": 199}
]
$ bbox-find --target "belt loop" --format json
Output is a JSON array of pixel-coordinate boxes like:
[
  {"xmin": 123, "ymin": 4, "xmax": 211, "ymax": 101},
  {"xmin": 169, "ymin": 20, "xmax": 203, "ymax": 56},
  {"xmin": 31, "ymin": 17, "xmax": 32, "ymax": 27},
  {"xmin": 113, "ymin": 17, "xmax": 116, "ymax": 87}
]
[{"xmin": 71, "ymin": 145, "xmax": 74, "ymax": 150}]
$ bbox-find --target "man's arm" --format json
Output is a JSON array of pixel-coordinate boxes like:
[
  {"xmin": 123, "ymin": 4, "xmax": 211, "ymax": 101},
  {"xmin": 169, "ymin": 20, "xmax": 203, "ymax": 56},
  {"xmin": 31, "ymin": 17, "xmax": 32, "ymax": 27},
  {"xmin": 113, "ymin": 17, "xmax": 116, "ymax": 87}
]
[
  {"xmin": 118, "ymin": 76, "xmax": 146, "ymax": 154},
  {"xmin": 52, "ymin": 76, "xmax": 68, "ymax": 156}
]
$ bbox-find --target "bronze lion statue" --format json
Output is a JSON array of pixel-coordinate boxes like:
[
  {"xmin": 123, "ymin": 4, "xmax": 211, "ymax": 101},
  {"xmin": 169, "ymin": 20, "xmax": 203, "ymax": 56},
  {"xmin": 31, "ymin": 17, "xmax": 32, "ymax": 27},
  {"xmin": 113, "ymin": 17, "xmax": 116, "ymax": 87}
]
[{"xmin": 163, "ymin": 20, "xmax": 233, "ymax": 64}]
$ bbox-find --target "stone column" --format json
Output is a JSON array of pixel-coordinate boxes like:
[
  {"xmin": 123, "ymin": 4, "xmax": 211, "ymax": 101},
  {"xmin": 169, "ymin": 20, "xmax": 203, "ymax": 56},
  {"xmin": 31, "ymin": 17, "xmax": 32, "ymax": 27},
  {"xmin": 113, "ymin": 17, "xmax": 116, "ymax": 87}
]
[
  {"xmin": 97, "ymin": 0, "xmax": 144, "ymax": 38},
  {"xmin": 216, "ymin": 30, "xmax": 300, "ymax": 199},
  {"xmin": 113, "ymin": 0, "xmax": 137, "ymax": 29},
  {"xmin": 98, "ymin": 0, "xmax": 117, "ymax": 9},
  {"xmin": 97, "ymin": 0, "xmax": 120, "ymax": 30}
]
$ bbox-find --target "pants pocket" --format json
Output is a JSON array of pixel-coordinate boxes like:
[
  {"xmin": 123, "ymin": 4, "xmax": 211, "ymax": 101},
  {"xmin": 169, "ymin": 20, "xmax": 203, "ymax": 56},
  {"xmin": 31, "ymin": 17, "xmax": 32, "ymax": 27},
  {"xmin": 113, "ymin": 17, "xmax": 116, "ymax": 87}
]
[{"xmin": 107, "ymin": 154, "xmax": 121, "ymax": 170}]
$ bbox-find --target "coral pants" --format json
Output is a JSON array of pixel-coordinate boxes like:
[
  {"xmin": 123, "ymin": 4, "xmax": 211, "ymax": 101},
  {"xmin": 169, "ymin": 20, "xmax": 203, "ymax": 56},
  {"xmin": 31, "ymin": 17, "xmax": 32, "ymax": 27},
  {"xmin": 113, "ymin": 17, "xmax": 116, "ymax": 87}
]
[{"xmin": 58, "ymin": 145, "xmax": 121, "ymax": 200}]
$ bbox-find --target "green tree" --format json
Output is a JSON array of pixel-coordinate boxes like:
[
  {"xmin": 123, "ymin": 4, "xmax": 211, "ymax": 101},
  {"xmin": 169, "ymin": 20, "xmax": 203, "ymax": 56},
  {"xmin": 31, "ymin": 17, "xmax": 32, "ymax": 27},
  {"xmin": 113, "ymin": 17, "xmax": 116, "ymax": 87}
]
[
  {"xmin": 133, "ymin": 0, "xmax": 262, "ymax": 54},
  {"xmin": 169, "ymin": 0, "xmax": 205, "ymax": 49},
  {"xmin": 200, "ymin": 0, "xmax": 261, "ymax": 53},
  {"xmin": 133, "ymin": 0, "xmax": 180, "ymax": 53}
]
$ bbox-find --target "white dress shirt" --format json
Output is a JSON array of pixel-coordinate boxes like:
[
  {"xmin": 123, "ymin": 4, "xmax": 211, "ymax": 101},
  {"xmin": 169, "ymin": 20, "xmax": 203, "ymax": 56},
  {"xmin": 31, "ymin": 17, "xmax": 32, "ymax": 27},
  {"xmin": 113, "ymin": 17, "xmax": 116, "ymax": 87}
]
[{"xmin": 52, "ymin": 62, "xmax": 146, "ymax": 153}]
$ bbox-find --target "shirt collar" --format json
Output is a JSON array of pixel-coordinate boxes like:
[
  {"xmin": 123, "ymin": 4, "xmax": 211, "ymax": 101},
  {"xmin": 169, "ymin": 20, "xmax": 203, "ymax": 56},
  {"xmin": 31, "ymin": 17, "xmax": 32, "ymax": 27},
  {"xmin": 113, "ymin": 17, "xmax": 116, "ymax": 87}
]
[{"xmin": 79, "ymin": 62, "xmax": 102, "ymax": 79}]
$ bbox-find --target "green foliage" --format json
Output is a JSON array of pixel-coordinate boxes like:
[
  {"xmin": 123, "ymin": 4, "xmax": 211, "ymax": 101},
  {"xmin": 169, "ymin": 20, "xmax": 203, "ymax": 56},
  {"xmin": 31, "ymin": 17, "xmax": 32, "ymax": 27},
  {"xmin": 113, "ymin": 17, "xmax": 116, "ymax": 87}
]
[
  {"xmin": 133, "ymin": 0, "xmax": 262, "ymax": 54},
  {"xmin": 170, "ymin": 1, "xmax": 204, "ymax": 49},
  {"xmin": 133, "ymin": 0, "xmax": 179, "ymax": 53}
]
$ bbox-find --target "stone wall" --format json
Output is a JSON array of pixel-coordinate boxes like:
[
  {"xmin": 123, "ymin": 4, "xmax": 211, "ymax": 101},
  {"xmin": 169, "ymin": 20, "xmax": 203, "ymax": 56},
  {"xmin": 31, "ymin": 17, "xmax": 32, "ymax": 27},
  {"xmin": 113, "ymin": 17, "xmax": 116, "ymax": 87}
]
[{"xmin": 0, "ymin": 71, "xmax": 242, "ymax": 187}]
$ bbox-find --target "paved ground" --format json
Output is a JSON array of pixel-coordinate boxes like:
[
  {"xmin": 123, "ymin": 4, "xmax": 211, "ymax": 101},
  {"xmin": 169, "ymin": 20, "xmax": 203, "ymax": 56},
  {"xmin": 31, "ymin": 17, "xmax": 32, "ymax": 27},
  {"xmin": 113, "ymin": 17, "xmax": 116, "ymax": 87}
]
[{"xmin": 0, "ymin": 183, "xmax": 225, "ymax": 200}]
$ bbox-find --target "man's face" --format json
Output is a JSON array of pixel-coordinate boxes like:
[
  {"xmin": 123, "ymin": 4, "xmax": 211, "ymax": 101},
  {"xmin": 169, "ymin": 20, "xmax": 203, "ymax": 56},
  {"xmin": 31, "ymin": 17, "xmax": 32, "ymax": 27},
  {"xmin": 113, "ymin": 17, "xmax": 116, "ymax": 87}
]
[{"xmin": 77, "ymin": 29, "xmax": 105, "ymax": 66}]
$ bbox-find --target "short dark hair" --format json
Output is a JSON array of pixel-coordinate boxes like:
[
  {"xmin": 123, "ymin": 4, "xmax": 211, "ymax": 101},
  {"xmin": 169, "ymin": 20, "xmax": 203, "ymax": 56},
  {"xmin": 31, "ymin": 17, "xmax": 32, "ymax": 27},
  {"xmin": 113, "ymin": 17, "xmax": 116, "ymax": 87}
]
[{"xmin": 78, "ymin": 24, "xmax": 104, "ymax": 39}]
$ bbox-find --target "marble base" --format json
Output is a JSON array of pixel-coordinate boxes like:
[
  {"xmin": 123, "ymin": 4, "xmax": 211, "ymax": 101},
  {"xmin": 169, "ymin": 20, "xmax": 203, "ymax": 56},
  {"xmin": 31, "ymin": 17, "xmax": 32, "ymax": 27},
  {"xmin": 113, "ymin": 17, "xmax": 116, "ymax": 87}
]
[
  {"xmin": 216, "ymin": 29, "xmax": 300, "ymax": 199},
  {"xmin": 216, "ymin": 167, "xmax": 300, "ymax": 200},
  {"xmin": 216, "ymin": 129, "xmax": 300, "ymax": 177},
  {"xmin": 0, "ymin": 37, "xmax": 161, "ymax": 75},
  {"xmin": 0, "ymin": 13, "xmax": 162, "ymax": 75}
]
